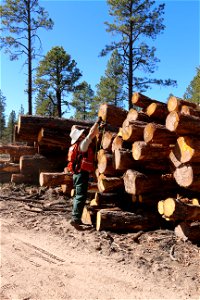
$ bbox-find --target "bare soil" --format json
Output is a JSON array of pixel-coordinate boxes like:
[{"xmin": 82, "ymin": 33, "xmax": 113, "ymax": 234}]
[{"xmin": 0, "ymin": 183, "xmax": 199, "ymax": 300}]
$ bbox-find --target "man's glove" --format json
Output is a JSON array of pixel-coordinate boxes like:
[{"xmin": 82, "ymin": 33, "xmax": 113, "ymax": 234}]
[{"xmin": 97, "ymin": 116, "xmax": 103, "ymax": 125}]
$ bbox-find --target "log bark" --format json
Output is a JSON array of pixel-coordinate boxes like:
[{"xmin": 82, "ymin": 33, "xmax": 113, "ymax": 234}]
[
  {"xmin": 97, "ymin": 151, "xmax": 118, "ymax": 176},
  {"xmin": 143, "ymin": 123, "xmax": 177, "ymax": 145},
  {"xmin": 132, "ymin": 141, "xmax": 172, "ymax": 161},
  {"xmin": 122, "ymin": 120, "xmax": 147, "ymax": 142},
  {"xmin": 0, "ymin": 162, "xmax": 19, "ymax": 173},
  {"xmin": 39, "ymin": 172, "xmax": 73, "ymax": 187},
  {"xmin": 172, "ymin": 136, "xmax": 200, "ymax": 163},
  {"xmin": 38, "ymin": 127, "xmax": 71, "ymax": 148},
  {"xmin": 174, "ymin": 164, "xmax": 200, "ymax": 192},
  {"xmin": 167, "ymin": 96, "xmax": 198, "ymax": 112},
  {"xmin": 158, "ymin": 197, "xmax": 200, "ymax": 221},
  {"xmin": 96, "ymin": 208, "xmax": 160, "ymax": 231},
  {"xmin": 101, "ymin": 131, "xmax": 117, "ymax": 151},
  {"xmin": 146, "ymin": 102, "xmax": 168, "ymax": 124},
  {"xmin": 123, "ymin": 169, "xmax": 176, "ymax": 195},
  {"xmin": 175, "ymin": 221, "xmax": 200, "ymax": 243},
  {"xmin": 165, "ymin": 111, "xmax": 200, "ymax": 136},
  {"xmin": 98, "ymin": 103, "xmax": 128, "ymax": 127},
  {"xmin": 97, "ymin": 174, "xmax": 124, "ymax": 193},
  {"xmin": 132, "ymin": 92, "xmax": 161, "ymax": 109},
  {"xmin": 123, "ymin": 109, "xmax": 151, "ymax": 125}
]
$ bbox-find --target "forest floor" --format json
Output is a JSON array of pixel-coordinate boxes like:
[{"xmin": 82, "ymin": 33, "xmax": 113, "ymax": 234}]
[{"xmin": 0, "ymin": 183, "xmax": 199, "ymax": 300}]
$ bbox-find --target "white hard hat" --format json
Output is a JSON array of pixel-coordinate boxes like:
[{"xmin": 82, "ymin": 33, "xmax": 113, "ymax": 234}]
[{"xmin": 70, "ymin": 128, "xmax": 85, "ymax": 144}]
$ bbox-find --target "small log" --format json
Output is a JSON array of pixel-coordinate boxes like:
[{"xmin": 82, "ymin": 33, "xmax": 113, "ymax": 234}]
[
  {"xmin": 132, "ymin": 92, "xmax": 161, "ymax": 109},
  {"xmin": 174, "ymin": 164, "xmax": 200, "ymax": 192},
  {"xmin": 146, "ymin": 102, "xmax": 168, "ymax": 123},
  {"xmin": 166, "ymin": 111, "xmax": 200, "ymax": 136},
  {"xmin": 0, "ymin": 144, "xmax": 37, "ymax": 162},
  {"xmin": 39, "ymin": 172, "xmax": 73, "ymax": 187},
  {"xmin": 111, "ymin": 135, "xmax": 132, "ymax": 152},
  {"xmin": 181, "ymin": 105, "xmax": 200, "ymax": 118},
  {"xmin": 0, "ymin": 162, "xmax": 20, "ymax": 173},
  {"xmin": 97, "ymin": 174, "xmax": 124, "ymax": 193},
  {"xmin": 158, "ymin": 197, "xmax": 200, "ymax": 221},
  {"xmin": 175, "ymin": 221, "xmax": 200, "ymax": 243},
  {"xmin": 11, "ymin": 173, "xmax": 39, "ymax": 184},
  {"xmin": 122, "ymin": 120, "xmax": 147, "ymax": 142},
  {"xmin": 143, "ymin": 123, "xmax": 177, "ymax": 145},
  {"xmin": 167, "ymin": 96, "xmax": 198, "ymax": 112},
  {"xmin": 98, "ymin": 103, "xmax": 128, "ymax": 127},
  {"xmin": 101, "ymin": 131, "xmax": 117, "ymax": 151},
  {"xmin": 132, "ymin": 141, "xmax": 172, "ymax": 161},
  {"xmin": 90, "ymin": 192, "xmax": 121, "ymax": 207},
  {"xmin": 96, "ymin": 208, "xmax": 160, "ymax": 231},
  {"xmin": 172, "ymin": 136, "xmax": 200, "ymax": 163}
]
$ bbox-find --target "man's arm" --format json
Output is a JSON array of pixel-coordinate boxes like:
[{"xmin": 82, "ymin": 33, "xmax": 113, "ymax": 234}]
[{"xmin": 79, "ymin": 122, "xmax": 99, "ymax": 152}]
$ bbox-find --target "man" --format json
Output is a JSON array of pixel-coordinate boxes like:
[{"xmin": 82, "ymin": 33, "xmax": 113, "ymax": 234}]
[{"xmin": 67, "ymin": 117, "xmax": 103, "ymax": 229}]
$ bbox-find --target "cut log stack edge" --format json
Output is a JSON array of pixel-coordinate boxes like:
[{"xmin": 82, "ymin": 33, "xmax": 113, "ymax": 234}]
[{"xmin": 0, "ymin": 93, "xmax": 200, "ymax": 242}]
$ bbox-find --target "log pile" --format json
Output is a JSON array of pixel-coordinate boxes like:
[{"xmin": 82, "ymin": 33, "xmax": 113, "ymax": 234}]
[
  {"xmin": 0, "ymin": 115, "xmax": 93, "ymax": 184},
  {"xmin": 83, "ymin": 97, "xmax": 200, "ymax": 242}
]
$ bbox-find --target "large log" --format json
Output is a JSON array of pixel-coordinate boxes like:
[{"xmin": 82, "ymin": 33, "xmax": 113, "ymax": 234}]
[
  {"xmin": 101, "ymin": 131, "xmax": 117, "ymax": 151},
  {"xmin": 167, "ymin": 96, "xmax": 198, "ymax": 112},
  {"xmin": 157, "ymin": 197, "xmax": 200, "ymax": 221},
  {"xmin": 132, "ymin": 141, "xmax": 172, "ymax": 161},
  {"xmin": 181, "ymin": 105, "xmax": 200, "ymax": 118},
  {"xmin": 111, "ymin": 135, "xmax": 132, "ymax": 152},
  {"xmin": 17, "ymin": 114, "xmax": 93, "ymax": 142},
  {"xmin": 0, "ymin": 144, "xmax": 37, "ymax": 162},
  {"xmin": 123, "ymin": 169, "xmax": 176, "ymax": 195},
  {"xmin": 146, "ymin": 102, "xmax": 168, "ymax": 124},
  {"xmin": 165, "ymin": 111, "xmax": 200, "ymax": 136},
  {"xmin": 96, "ymin": 208, "xmax": 161, "ymax": 231},
  {"xmin": 98, "ymin": 103, "xmax": 128, "ymax": 127},
  {"xmin": 39, "ymin": 172, "xmax": 73, "ymax": 187},
  {"xmin": 172, "ymin": 136, "xmax": 200, "ymax": 163},
  {"xmin": 175, "ymin": 221, "xmax": 200, "ymax": 243},
  {"xmin": 174, "ymin": 164, "xmax": 200, "ymax": 192},
  {"xmin": 97, "ymin": 151, "xmax": 117, "ymax": 176},
  {"xmin": 132, "ymin": 92, "xmax": 161, "ymax": 109},
  {"xmin": 113, "ymin": 149, "xmax": 139, "ymax": 171},
  {"xmin": 122, "ymin": 120, "xmax": 147, "ymax": 142},
  {"xmin": 97, "ymin": 174, "xmax": 124, "ymax": 193},
  {"xmin": 143, "ymin": 123, "xmax": 177, "ymax": 145}
]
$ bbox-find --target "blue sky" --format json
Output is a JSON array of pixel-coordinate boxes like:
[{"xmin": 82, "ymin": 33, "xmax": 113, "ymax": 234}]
[{"xmin": 0, "ymin": 0, "xmax": 199, "ymax": 120}]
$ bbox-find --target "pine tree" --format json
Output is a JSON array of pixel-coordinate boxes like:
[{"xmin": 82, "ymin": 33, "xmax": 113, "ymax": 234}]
[
  {"xmin": 35, "ymin": 46, "xmax": 82, "ymax": 117},
  {"xmin": 96, "ymin": 50, "xmax": 125, "ymax": 107},
  {"xmin": 4, "ymin": 110, "xmax": 16, "ymax": 143},
  {"xmin": 184, "ymin": 67, "xmax": 200, "ymax": 105},
  {"xmin": 101, "ymin": 0, "xmax": 177, "ymax": 109},
  {"xmin": 0, "ymin": 90, "xmax": 6, "ymax": 141},
  {"xmin": 0, "ymin": 0, "xmax": 54, "ymax": 114},
  {"xmin": 71, "ymin": 81, "xmax": 94, "ymax": 120}
]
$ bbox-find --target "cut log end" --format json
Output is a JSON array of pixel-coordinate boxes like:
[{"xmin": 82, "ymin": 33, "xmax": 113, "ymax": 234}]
[
  {"xmin": 166, "ymin": 111, "xmax": 179, "ymax": 132},
  {"xmin": 174, "ymin": 165, "xmax": 194, "ymax": 188},
  {"xmin": 143, "ymin": 123, "xmax": 155, "ymax": 143}
]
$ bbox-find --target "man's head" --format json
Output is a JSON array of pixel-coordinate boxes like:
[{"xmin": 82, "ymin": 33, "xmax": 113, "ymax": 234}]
[{"xmin": 70, "ymin": 127, "xmax": 85, "ymax": 144}]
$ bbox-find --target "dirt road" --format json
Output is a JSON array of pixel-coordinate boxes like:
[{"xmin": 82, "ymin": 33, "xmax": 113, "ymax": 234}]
[{"xmin": 1, "ymin": 214, "xmax": 199, "ymax": 300}]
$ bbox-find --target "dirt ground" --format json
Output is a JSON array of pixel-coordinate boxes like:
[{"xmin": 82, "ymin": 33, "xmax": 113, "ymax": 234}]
[{"xmin": 0, "ymin": 183, "xmax": 199, "ymax": 300}]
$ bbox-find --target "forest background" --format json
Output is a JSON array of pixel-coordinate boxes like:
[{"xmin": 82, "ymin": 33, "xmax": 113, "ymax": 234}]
[{"xmin": 0, "ymin": 0, "xmax": 199, "ymax": 143}]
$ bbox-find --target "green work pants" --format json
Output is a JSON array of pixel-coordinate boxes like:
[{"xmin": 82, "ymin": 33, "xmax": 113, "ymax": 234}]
[{"xmin": 72, "ymin": 170, "xmax": 89, "ymax": 222}]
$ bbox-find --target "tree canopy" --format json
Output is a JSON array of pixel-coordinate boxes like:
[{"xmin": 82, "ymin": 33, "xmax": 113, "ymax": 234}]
[
  {"xmin": 35, "ymin": 46, "xmax": 82, "ymax": 117},
  {"xmin": 101, "ymin": 0, "xmax": 177, "ymax": 109},
  {"xmin": 0, "ymin": 0, "xmax": 54, "ymax": 114}
]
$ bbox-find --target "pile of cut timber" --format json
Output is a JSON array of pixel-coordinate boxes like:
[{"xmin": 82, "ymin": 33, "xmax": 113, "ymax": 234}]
[
  {"xmin": 0, "ymin": 115, "xmax": 93, "ymax": 184},
  {"xmin": 83, "ymin": 94, "xmax": 200, "ymax": 241}
]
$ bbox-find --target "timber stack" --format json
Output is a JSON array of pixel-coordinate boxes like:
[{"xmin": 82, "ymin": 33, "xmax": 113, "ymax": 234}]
[{"xmin": 0, "ymin": 115, "xmax": 93, "ymax": 185}]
